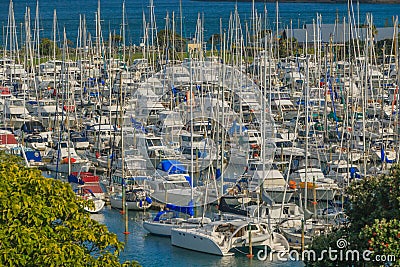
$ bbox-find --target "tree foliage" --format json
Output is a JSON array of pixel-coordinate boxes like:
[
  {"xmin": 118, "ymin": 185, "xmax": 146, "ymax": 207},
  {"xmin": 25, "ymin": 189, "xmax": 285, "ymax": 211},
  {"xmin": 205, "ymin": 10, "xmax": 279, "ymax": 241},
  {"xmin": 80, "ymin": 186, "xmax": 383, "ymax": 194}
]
[
  {"xmin": 111, "ymin": 34, "xmax": 123, "ymax": 47},
  {"xmin": 278, "ymin": 35, "xmax": 299, "ymax": 58},
  {"xmin": 157, "ymin": 29, "xmax": 187, "ymax": 53},
  {"xmin": 361, "ymin": 218, "xmax": 400, "ymax": 262},
  {"xmin": 39, "ymin": 38, "xmax": 60, "ymax": 57},
  {"xmin": 0, "ymin": 152, "xmax": 139, "ymax": 266},
  {"xmin": 307, "ymin": 165, "xmax": 400, "ymax": 266}
]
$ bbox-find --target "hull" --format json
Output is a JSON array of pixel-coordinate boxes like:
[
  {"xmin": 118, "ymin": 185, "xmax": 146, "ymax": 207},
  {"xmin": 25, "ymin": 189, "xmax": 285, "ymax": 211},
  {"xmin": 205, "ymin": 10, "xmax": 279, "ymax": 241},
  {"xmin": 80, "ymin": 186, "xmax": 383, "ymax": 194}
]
[
  {"xmin": 151, "ymin": 190, "xmax": 202, "ymax": 206},
  {"xmin": 109, "ymin": 196, "xmax": 151, "ymax": 210},
  {"xmin": 143, "ymin": 221, "xmax": 177, "ymax": 237},
  {"xmin": 171, "ymin": 228, "xmax": 232, "ymax": 256},
  {"xmin": 143, "ymin": 218, "xmax": 205, "ymax": 237},
  {"xmin": 224, "ymin": 196, "xmax": 251, "ymax": 205},
  {"xmin": 46, "ymin": 161, "xmax": 90, "ymax": 174},
  {"xmin": 264, "ymin": 188, "xmax": 294, "ymax": 203},
  {"xmin": 299, "ymin": 188, "xmax": 337, "ymax": 201},
  {"xmin": 282, "ymin": 229, "xmax": 312, "ymax": 247}
]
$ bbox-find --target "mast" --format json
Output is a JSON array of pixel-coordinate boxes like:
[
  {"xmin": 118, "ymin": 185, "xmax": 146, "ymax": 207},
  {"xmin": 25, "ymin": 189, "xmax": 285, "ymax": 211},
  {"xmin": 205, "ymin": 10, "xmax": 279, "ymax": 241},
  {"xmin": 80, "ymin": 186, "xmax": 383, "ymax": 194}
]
[
  {"xmin": 395, "ymin": 16, "xmax": 399, "ymax": 163},
  {"xmin": 34, "ymin": 0, "xmax": 40, "ymax": 79},
  {"xmin": 53, "ymin": 9, "xmax": 61, "ymax": 179},
  {"xmin": 122, "ymin": 0, "xmax": 126, "ymax": 64},
  {"xmin": 304, "ymin": 30, "xmax": 309, "ymax": 213},
  {"xmin": 220, "ymin": 21, "xmax": 226, "ymax": 208},
  {"xmin": 141, "ymin": 11, "xmax": 147, "ymax": 59},
  {"xmin": 275, "ymin": 0, "xmax": 279, "ymax": 61},
  {"xmin": 52, "ymin": 9, "xmax": 58, "ymax": 133},
  {"xmin": 62, "ymin": 27, "xmax": 71, "ymax": 176},
  {"xmin": 179, "ymin": 0, "xmax": 183, "ymax": 48},
  {"xmin": 149, "ymin": 0, "xmax": 158, "ymax": 69},
  {"xmin": 120, "ymin": 1, "xmax": 129, "ymax": 234}
]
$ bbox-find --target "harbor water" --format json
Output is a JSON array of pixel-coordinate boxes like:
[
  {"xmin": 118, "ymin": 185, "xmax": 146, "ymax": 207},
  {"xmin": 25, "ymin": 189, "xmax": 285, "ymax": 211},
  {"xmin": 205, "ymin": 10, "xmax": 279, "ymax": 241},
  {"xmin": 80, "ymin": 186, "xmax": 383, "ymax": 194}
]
[{"xmin": 93, "ymin": 207, "xmax": 304, "ymax": 267}]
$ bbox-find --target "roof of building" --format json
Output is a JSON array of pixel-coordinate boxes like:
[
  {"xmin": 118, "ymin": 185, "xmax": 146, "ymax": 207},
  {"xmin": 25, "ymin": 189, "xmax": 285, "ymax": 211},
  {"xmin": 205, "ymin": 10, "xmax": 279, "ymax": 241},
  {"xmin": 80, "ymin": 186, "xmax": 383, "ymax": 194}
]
[{"xmin": 284, "ymin": 24, "xmax": 397, "ymax": 43}]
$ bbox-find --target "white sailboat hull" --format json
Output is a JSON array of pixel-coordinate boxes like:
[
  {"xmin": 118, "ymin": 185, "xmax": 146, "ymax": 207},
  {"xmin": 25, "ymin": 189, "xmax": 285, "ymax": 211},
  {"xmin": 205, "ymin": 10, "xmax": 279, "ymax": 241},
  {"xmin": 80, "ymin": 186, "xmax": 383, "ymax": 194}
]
[
  {"xmin": 46, "ymin": 161, "xmax": 91, "ymax": 174},
  {"xmin": 109, "ymin": 196, "xmax": 151, "ymax": 210},
  {"xmin": 282, "ymin": 229, "xmax": 312, "ymax": 247},
  {"xmin": 171, "ymin": 228, "xmax": 232, "ymax": 256},
  {"xmin": 143, "ymin": 221, "xmax": 176, "ymax": 236}
]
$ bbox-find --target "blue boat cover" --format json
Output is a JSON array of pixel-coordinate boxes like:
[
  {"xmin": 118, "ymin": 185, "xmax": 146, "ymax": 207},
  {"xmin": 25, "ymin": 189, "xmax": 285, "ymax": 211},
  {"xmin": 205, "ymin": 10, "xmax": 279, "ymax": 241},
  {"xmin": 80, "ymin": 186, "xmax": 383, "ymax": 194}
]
[
  {"xmin": 146, "ymin": 196, "xmax": 153, "ymax": 204},
  {"xmin": 350, "ymin": 167, "xmax": 361, "ymax": 179},
  {"xmin": 215, "ymin": 169, "xmax": 221, "ymax": 179},
  {"xmin": 24, "ymin": 150, "xmax": 42, "ymax": 162},
  {"xmin": 165, "ymin": 201, "xmax": 194, "ymax": 217},
  {"xmin": 153, "ymin": 210, "xmax": 172, "ymax": 221},
  {"xmin": 184, "ymin": 175, "xmax": 192, "ymax": 187},
  {"xmin": 68, "ymin": 174, "xmax": 85, "ymax": 185},
  {"xmin": 228, "ymin": 120, "xmax": 247, "ymax": 135},
  {"xmin": 381, "ymin": 146, "xmax": 396, "ymax": 164},
  {"xmin": 159, "ymin": 160, "xmax": 187, "ymax": 174}
]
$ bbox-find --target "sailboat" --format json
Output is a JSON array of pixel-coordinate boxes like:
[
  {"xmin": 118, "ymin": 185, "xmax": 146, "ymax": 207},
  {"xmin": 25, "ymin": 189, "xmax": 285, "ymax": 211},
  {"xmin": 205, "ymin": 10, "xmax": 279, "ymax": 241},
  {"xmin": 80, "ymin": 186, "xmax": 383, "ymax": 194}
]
[
  {"xmin": 143, "ymin": 202, "xmax": 211, "ymax": 237},
  {"xmin": 109, "ymin": 167, "xmax": 153, "ymax": 211},
  {"xmin": 68, "ymin": 170, "xmax": 105, "ymax": 213},
  {"xmin": 171, "ymin": 219, "xmax": 289, "ymax": 256},
  {"xmin": 45, "ymin": 140, "xmax": 91, "ymax": 174},
  {"xmin": 75, "ymin": 186, "xmax": 105, "ymax": 214}
]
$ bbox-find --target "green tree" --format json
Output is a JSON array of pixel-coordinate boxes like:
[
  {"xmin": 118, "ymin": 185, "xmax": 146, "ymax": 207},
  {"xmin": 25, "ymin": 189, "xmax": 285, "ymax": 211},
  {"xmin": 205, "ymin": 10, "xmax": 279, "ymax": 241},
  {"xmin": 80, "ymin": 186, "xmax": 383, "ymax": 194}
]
[
  {"xmin": 111, "ymin": 34, "xmax": 123, "ymax": 47},
  {"xmin": 361, "ymin": 218, "xmax": 400, "ymax": 263},
  {"xmin": 307, "ymin": 165, "xmax": 400, "ymax": 266},
  {"xmin": 157, "ymin": 29, "xmax": 187, "ymax": 53},
  {"xmin": 39, "ymin": 38, "xmax": 60, "ymax": 57},
  {"xmin": 0, "ymin": 152, "xmax": 139, "ymax": 266}
]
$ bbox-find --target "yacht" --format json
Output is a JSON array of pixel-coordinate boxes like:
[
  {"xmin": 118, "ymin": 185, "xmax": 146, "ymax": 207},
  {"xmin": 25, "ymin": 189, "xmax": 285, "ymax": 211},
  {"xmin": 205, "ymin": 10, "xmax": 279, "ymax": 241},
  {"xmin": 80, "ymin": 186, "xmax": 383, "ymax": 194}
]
[
  {"xmin": 109, "ymin": 170, "xmax": 152, "ymax": 211},
  {"xmin": 143, "ymin": 204, "xmax": 211, "ymax": 237},
  {"xmin": 45, "ymin": 141, "xmax": 91, "ymax": 174},
  {"xmin": 171, "ymin": 219, "xmax": 289, "ymax": 256}
]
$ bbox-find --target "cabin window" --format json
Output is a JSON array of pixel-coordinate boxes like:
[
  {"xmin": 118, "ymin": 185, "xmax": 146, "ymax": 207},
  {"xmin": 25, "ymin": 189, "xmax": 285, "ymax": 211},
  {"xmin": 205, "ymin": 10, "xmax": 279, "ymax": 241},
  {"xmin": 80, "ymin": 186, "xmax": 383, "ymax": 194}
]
[{"xmin": 283, "ymin": 207, "xmax": 289, "ymax": 215}]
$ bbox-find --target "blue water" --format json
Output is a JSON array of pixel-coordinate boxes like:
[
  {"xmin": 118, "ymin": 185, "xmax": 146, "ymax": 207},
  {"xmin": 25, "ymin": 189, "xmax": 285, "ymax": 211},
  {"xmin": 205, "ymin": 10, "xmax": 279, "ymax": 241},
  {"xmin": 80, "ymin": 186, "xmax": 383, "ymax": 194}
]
[
  {"xmin": 93, "ymin": 206, "xmax": 304, "ymax": 267},
  {"xmin": 1, "ymin": 0, "xmax": 400, "ymax": 45}
]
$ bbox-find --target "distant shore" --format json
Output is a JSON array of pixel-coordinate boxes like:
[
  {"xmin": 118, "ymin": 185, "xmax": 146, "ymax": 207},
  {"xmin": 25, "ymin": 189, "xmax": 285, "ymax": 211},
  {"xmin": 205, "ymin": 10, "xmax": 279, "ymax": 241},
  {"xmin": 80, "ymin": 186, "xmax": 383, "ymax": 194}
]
[{"xmin": 191, "ymin": 0, "xmax": 400, "ymax": 3}]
